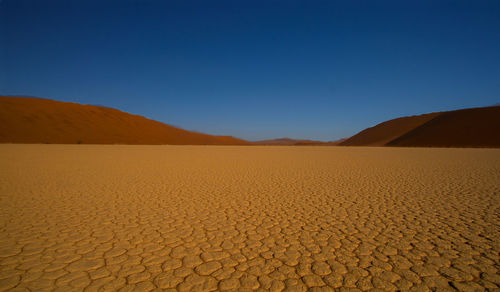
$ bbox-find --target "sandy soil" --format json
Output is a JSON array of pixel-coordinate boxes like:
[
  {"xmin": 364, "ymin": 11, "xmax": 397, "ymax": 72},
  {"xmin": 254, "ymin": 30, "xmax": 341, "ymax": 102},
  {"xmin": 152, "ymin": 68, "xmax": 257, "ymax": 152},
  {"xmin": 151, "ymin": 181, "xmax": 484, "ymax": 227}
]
[{"xmin": 0, "ymin": 145, "xmax": 499, "ymax": 291}]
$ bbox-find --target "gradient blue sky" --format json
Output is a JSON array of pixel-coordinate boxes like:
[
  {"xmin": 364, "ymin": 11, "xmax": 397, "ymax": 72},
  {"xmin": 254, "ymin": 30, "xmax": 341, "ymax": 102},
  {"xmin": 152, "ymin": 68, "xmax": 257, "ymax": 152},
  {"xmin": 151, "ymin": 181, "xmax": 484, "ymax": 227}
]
[{"xmin": 1, "ymin": 0, "xmax": 499, "ymax": 141}]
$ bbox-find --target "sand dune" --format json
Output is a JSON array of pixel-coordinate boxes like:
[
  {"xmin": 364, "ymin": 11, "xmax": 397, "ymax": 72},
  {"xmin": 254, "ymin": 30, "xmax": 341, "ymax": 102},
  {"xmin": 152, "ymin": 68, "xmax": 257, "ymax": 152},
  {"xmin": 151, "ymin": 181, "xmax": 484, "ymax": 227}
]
[
  {"xmin": 0, "ymin": 96, "xmax": 249, "ymax": 145},
  {"xmin": 5, "ymin": 95, "xmax": 497, "ymax": 148},
  {"xmin": 340, "ymin": 113, "xmax": 439, "ymax": 146},
  {"xmin": 1, "ymin": 145, "xmax": 499, "ymax": 291},
  {"xmin": 341, "ymin": 106, "xmax": 500, "ymax": 147},
  {"xmin": 388, "ymin": 106, "xmax": 500, "ymax": 147}
]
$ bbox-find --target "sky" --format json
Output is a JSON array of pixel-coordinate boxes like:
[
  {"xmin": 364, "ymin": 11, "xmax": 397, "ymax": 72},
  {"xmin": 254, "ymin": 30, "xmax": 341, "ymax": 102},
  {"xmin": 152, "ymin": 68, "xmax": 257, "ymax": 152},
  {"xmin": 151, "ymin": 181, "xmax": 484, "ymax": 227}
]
[{"xmin": 1, "ymin": 0, "xmax": 500, "ymax": 141}]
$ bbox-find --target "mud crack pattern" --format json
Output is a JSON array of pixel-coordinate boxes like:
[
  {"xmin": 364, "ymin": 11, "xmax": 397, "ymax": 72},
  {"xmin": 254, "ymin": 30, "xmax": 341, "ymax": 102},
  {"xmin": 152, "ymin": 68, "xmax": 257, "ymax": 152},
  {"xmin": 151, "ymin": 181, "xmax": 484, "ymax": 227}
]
[{"xmin": 0, "ymin": 145, "xmax": 499, "ymax": 291}]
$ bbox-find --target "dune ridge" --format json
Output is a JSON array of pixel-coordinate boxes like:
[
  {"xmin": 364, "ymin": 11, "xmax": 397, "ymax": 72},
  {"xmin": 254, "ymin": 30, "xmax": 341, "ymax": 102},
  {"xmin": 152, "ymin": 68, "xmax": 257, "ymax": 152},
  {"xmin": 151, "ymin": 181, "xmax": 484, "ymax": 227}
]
[
  {"xmin": 341, "ymin": 106, "xmax": 500, "ymax": 147},
  {"xmin": 0, "ymin": 96, "xmax": 249, "ymax": 145},
  {"xmin": 387, "ymin": 106, "xmax": 500, "ymax": 147}
]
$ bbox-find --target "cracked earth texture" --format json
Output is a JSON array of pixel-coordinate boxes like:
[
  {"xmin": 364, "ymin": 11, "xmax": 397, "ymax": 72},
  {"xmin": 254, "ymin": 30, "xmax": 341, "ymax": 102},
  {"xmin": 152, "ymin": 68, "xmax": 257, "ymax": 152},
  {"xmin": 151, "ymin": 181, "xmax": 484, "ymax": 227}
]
[{"xmin": 0, "ymin": 145, "xmax": 499, "ymax": 291}]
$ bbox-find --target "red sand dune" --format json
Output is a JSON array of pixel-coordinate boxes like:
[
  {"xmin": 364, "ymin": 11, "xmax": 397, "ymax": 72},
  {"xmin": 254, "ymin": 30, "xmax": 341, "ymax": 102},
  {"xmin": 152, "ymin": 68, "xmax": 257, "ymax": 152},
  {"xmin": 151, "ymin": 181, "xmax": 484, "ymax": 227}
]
[
  {"xmin": 340, "ymin": 113, "xmax": 440, "ymax": 146},
  {"xmin": 0, "ymin": 96, "xmax": 249, "ymax": 145},
  {"xmin": 387, "ymin": 106, "xmax": 500, "ymax": 147},
  {"xmin": 341, "ymin": 106, "xmax": 500, "ymax": 148}
]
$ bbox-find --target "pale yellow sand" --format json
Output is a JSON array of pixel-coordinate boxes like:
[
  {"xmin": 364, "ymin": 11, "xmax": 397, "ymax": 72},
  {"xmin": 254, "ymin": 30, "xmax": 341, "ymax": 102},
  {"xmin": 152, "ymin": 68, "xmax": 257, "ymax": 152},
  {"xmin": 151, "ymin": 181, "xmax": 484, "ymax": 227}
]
[{"xmin": 0, "ymin": 145, "xmax": 499, "ymax": 291}]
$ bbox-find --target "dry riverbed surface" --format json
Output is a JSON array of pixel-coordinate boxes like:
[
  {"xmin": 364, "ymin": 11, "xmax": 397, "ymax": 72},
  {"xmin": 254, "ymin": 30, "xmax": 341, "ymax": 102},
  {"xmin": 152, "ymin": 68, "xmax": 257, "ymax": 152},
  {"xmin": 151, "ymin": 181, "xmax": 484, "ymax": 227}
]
[{"xmin": 0, "ymin": 145, "xmax": 499, "ymax": 291}]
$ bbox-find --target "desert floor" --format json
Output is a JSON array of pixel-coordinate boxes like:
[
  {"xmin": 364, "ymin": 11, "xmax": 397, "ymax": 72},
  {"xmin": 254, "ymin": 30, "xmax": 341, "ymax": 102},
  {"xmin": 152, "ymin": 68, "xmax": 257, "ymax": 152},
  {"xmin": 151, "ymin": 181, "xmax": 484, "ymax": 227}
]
[{"xmin": 0, "ymin": 145, "xmax": 499, "ymax": 291}]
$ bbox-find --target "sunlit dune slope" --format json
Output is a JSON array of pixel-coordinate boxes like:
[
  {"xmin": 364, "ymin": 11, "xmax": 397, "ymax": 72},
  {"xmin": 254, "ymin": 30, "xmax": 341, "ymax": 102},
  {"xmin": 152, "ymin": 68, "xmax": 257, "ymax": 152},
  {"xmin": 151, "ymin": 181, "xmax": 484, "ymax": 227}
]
[
  {"xmin": 0, "ymin": 96, "xmax": 249, "ymax": 145},
  {"xmin": 341, "ymin": 105, "xmax": 500, "ymax": 147}
]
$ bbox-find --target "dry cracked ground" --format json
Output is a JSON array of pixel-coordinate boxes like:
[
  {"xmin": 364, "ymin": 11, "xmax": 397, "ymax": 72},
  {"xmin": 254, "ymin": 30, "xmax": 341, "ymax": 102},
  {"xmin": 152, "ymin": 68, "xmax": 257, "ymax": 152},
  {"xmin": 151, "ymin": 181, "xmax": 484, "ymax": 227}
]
[{"xmin": 0, "ymin": 145, "xmax": 499, "ymax": 291}]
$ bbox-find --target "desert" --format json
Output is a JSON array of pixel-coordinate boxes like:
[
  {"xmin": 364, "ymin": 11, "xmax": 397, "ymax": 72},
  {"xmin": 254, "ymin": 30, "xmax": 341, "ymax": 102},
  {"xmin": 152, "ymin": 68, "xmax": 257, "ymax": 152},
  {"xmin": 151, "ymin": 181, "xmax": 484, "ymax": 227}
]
[
  {"xmin": 2, "ymin": 1, "xmax": 500, "ymax": 291},
  {"xmin": 1, "ymin": 144, "xmax": 499, "ymax": 291}
]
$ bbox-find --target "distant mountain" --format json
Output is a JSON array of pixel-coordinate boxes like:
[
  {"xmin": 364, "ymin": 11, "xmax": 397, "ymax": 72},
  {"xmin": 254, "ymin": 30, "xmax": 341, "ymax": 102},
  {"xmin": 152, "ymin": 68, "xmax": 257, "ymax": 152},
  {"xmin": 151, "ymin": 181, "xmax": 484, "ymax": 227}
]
[
  {"xmin": 253, "ymin": 137, "xmax": 347, "ymax": 146},
  {"xmin": 253, "ymin": 137, "xmax": 326, "ymax": 146},
  {"xmin": 0, "ymin": 96, "xmax": 249, "ymax": 145},
  {"xmin": 341, "ymin": 106, "xmax": 500, "ymax": 148},
  {"xmin": 327, "ymin": 138, "xmax": 348, "ymax": 145},
  {"xmin": 254, "ymin": 138, "xmax": 302, "ymax": 145}
]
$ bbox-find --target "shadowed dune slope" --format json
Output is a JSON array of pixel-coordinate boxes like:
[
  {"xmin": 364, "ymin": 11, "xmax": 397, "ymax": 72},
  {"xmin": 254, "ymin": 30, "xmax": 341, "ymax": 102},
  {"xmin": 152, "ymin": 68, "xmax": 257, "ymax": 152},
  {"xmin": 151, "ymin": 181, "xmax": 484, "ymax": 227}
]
[
  {"xmin": 341, "ymin": 105, "xmax": 500, "ymax": 147},
  {"xmin": 0, "ymin": 96, "xmax": 249, "ymax": 145},
  {"xmin": 387, "ymin": 106, "xmax": 500, "ymax": 147},
  {"xmin": 341, "ymin": 113, "xmax": 439, "ymax": 146}
]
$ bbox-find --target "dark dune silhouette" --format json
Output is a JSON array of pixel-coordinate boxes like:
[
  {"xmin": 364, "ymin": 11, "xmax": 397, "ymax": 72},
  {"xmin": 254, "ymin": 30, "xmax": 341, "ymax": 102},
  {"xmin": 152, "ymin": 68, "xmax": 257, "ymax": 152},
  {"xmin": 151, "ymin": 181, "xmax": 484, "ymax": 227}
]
[
  {"xmin": 341, "ymin": 106, "xmax": 500, "ymax": 148},
  {"xmin": 0, "ymin": 96, "xmax": 249, "ymax": 145},
  {"xmin": 387, "ymin": 106, "xmax": 500, "ymax": 147},
  {"xmin": 340, "ymin": 113, "xmax": 440, "ymax": 146}
]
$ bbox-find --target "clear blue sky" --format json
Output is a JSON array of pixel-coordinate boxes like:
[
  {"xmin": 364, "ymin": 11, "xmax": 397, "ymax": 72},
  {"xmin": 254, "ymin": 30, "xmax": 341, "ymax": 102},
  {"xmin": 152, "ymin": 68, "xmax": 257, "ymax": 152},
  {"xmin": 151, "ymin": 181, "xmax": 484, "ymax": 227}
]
[{"xmin": 1, "ymin": 0, "xmax": 499, "ymax": 141}]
